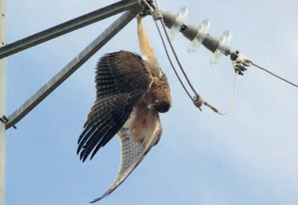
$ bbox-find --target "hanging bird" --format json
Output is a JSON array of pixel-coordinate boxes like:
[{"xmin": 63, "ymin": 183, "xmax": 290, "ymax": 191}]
[{"xmin": 77, "ymin": 15, "xmax": 172, "ymax": 203}]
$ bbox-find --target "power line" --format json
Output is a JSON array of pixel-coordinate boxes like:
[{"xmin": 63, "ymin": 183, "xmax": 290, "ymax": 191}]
[
  {"xmin": 251, "ymin": 62, "xmax": 297, "ymax": 87},
  {"xmin": 148, "ymin": 2, "xmax": 297, "ymax": 116},
  {"xmin": 147, "ymin": 0, "xmax": 240, "ymax": 114}
]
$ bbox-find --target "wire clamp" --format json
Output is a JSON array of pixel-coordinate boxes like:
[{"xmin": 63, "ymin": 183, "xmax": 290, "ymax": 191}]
[
  {"xmin": 152, "ymin": 10, "xmax": 163, "ymax": 20},
  {"xmin": 230, "ymin": 50, "xmax": 252, "ymax": 75},
  {"xmin": 192, "ymin": 95, "xmax": 203, "ymax": 111}
]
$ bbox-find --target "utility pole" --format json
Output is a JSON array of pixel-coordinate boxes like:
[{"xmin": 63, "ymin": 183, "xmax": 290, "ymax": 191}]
[{"xmin": 0, "ymin": 0, "xmax": 7, "ymax": 204}]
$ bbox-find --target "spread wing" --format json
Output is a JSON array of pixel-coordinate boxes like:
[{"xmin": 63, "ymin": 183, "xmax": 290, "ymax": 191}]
[
  {"xmin": 90, "ymin": 103, "xmax": 162, "ymax": 203},
  {"xmin": 77, "ymin": 51, "xmax": 153, "ymax": 162}
]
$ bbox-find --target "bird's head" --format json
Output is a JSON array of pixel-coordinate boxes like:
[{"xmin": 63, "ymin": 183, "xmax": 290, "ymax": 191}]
[{"xmin": 147, "ymin": 74, "xmax": 172, "ymax": 113}]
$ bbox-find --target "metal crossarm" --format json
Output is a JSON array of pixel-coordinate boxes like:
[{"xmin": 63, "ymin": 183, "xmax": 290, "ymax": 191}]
[
  {"xmin": 0, "ymin": 0, "xmax": 143, "ymax": 59},
  {"xmin": 5, "ymin": 3, "xmax": 144, "ymax": 130}
]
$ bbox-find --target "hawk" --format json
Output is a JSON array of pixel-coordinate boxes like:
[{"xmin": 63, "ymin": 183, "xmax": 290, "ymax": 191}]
[{"xmin": 77, "ymin": 16, "xmax": 172, "ymax": 203}]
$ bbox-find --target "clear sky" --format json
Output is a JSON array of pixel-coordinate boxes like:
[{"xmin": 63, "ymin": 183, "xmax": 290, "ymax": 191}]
[{"xmin": 4, "ymin": 0, "xmax": 298, "ymax": 204}]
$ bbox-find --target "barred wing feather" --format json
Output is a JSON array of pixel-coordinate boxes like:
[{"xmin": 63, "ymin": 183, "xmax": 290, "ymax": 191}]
[
  {"xmin": 77, "ymin": 51, "xmax": 153, "ymax": 162},
  {"xmin": 90, "ymin": 106, "xmax": 162, "ymax": 203}
]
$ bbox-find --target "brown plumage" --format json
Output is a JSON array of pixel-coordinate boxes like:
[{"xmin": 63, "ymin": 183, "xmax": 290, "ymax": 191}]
[{"xmin": 77, "ymin": 16, "xmax": 171, "ymax": 203}]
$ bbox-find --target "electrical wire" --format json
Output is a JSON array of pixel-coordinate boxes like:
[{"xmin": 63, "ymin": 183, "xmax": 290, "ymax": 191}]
[
  {"xmin": 251, "ymin": 62, "xmax": 297, "ymax": 87},
  {"xmin": 217, "ymin": 71, "xmax": 238, "ymax": 115},
  {"xmin": 153, "ymin": 20, "xmax": 194, "ymax": 100},
  {"xmin": 141, "ymin": 0, "xmax": 194, "ymax": 102},
  {"xmin": 153, "ymin": 1, "xmax": 201, "ymax": 98},
  {"xmin": 142, "ymin": 0, "xmax": 296, "ymax": 117}
]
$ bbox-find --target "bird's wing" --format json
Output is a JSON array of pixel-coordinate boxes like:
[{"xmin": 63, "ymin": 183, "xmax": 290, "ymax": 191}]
[
  {"xmin": 90, "ymin": 103, "xmax": 162, "ymax": 203},
  {"xmin": 78, "ymin": 51, "xmax": 153, "ymax": 162}
]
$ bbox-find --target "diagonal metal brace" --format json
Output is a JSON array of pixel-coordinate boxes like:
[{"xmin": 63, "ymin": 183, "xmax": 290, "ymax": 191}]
[
  {"xmin": 0, "ymin": 115, "xmax": 16, "ymax": 129},
  {"xmin": 0, "ymin": 0, "xmax": 143, "ymax": 59},
  {"xmin": 5, "ymin": 3, "xmax": 144, "ymax": 130}
]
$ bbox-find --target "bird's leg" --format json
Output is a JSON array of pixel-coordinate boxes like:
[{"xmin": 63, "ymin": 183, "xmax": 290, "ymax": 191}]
[{"xmin": 137, "ymin": 16, "xmax": 159, "ymax": 66}]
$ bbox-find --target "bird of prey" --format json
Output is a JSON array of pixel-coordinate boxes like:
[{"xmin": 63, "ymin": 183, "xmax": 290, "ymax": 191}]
[{"xmin": 77, "ymin": 15, "xmax": 172, "ymax": 202}]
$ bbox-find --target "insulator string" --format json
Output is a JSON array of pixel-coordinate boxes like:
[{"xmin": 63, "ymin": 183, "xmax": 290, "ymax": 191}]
[{"xmin": 143, "ymin": 0, "xmax": 242, "ymax": 114}]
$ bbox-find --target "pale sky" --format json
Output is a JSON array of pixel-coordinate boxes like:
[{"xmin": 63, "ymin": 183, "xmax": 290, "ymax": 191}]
[{"xmin": 4, "ymin": 0, "xmax": 298, "ymax": 205}]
